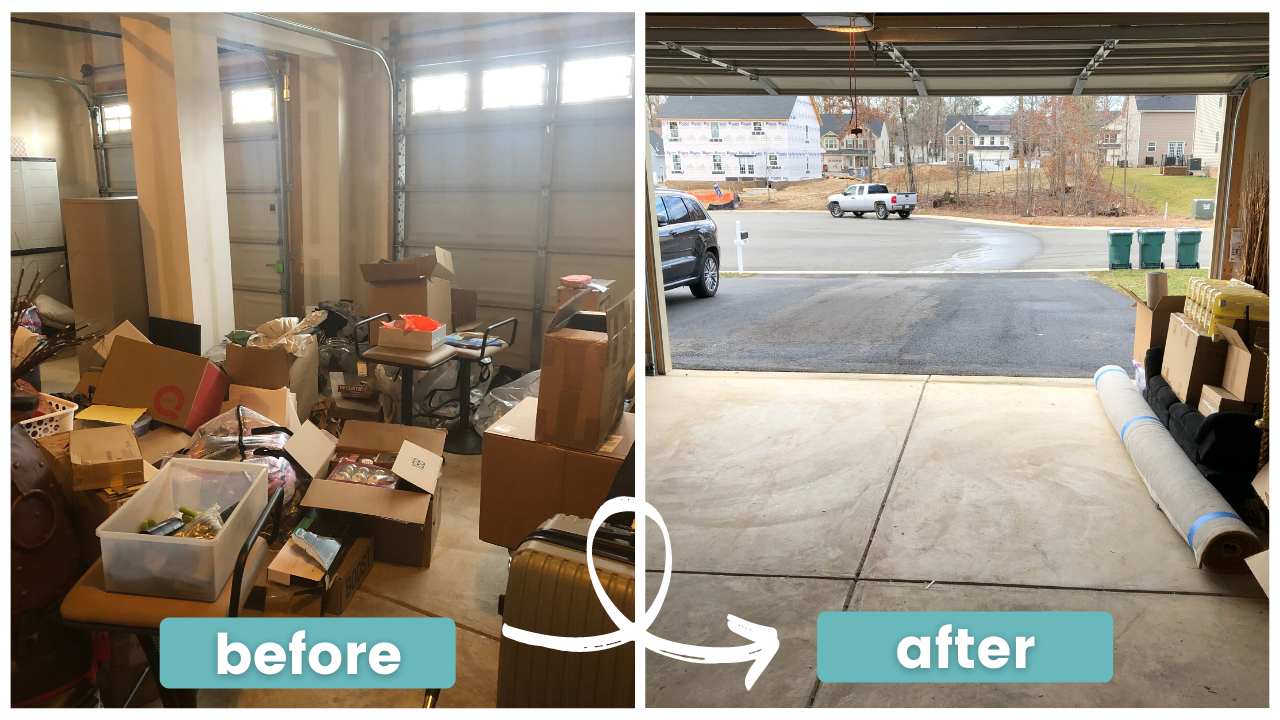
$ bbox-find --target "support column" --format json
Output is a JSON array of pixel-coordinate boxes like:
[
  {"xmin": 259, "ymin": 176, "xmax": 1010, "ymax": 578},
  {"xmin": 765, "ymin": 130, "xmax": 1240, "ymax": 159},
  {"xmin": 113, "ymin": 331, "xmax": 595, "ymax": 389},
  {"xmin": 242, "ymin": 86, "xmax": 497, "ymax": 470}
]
[
  {"xmin": 297, "ymin": 56, "xmax": 342, "ymax": 308},
  {"xmin": 120, "ymin": 14, "xmax": 235, "ymax": 351}
]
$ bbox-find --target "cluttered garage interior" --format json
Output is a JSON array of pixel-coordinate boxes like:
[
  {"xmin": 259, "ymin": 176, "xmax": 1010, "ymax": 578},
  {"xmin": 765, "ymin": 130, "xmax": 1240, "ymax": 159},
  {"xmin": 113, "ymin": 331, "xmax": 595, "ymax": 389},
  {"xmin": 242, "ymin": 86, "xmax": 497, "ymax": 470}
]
[{"xmin": 11, "ymin": 11, "xmax": 635, "ymax": 709}]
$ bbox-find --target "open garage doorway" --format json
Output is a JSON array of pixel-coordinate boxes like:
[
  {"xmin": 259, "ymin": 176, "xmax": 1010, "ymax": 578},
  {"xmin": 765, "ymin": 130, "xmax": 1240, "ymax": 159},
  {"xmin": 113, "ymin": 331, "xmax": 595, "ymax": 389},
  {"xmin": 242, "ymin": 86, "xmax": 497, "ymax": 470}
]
[{"xmin": 642, "ymin": 12, "xmax": 1269, "ymax": 710}]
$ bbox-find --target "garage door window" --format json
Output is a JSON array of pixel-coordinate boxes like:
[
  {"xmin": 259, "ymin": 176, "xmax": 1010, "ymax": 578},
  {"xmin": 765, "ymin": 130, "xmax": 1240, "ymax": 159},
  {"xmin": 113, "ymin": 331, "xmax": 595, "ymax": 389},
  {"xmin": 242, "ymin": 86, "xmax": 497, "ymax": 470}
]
[
  {"xmin": 412, "ymin": 73, "xmax": 468, "ymax": 114},
  {"xmin": 102, "ymin": 103, "xmax": 131, "ymax": 133},
  {"xmin": 482, "ymin": 65, "xmax": 545, "ymax": 109},
  {"xmin": 231, "ymin": 88, "xmax": 274, "ymax": 124},
  {"xmin": 561, "ymin": 55, "xmax": 632, "ymax": 103}
]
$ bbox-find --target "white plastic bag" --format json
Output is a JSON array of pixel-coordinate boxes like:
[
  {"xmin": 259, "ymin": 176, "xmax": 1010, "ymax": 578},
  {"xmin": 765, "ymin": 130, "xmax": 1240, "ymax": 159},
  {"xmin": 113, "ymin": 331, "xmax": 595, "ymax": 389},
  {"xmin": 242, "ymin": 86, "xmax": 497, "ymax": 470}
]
[{"xmin": 474, "ymin": 370, "xmax": 540, "ymax": 434}]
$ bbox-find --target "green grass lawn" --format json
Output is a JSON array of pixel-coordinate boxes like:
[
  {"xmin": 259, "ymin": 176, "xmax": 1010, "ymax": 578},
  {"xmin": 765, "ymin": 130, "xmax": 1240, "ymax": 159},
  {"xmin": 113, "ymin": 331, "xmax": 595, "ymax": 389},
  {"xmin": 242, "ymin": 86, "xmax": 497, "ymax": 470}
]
[
  {"xmin": 1101, "ymin": 167, "xmax": 1217, "ymax": 220},
  {"xmin": 1087, "ymin": 268, "xmax": 1206, "ymax": 302}
]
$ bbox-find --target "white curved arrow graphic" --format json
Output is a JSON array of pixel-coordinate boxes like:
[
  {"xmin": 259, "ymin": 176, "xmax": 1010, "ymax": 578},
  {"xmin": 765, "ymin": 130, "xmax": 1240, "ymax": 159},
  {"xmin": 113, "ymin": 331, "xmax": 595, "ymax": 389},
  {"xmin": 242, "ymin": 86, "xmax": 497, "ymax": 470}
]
[{"xmin": 501, "ymin": 497, "xmax": 780, "ymax": 691}]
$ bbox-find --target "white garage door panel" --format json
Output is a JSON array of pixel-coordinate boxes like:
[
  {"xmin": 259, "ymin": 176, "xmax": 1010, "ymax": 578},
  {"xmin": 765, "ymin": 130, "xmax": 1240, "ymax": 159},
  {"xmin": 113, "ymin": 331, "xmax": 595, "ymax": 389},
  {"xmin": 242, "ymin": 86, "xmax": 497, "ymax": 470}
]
[
  {"xmin": 224, "ymin": 138, "xmax": 278, "ymax": 188},
  {"xmin": 230, "ymin": 241, "xmax": 281, "ymax": 288},
  {"xmin": 233, "ymin": 290, "xmax": 282, "ymax": 333},
  {"xmin": 404, "ymin": 191, "xmax": 540, "ymax": 250},
  {"xmin": 546, "ymin": 191, "xmax": 633, "ymax": 252},
  {"xmin": 473, "ymin": 306, "xmax": 534, "ymax": 371},
  {"xmin": 104, "ymin": 147, "xmax": 136, "ymax": 189},
  {"xmin": 405, "ymin": 126, "xmax": 545, "ymax": 188},
  {"xmin": 551, "ymin": 119, "xmax": 634, "ymax": 189},
  {"xmin": 226, "ymin": 193, "xmax": 279, "ymax": 242},
  {"xmin": 543, "ymin": 252, "xmax": 634, "ymax": 309},
  {"xmin": 409, "ymin": 245, "xmax": 539, "ymax": 312}
]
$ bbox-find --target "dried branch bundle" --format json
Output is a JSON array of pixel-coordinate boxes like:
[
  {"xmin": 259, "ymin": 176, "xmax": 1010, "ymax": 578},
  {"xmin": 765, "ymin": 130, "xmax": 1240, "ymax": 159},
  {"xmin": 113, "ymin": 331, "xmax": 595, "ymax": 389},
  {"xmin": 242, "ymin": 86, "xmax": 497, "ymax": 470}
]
[
  {"xmin": 11, "ymin": 265, "xmax": 107, "ymax": 385},
  {"xmin": 1238, "ymin": 154, "xmax": 1269, "ymax": 295}
]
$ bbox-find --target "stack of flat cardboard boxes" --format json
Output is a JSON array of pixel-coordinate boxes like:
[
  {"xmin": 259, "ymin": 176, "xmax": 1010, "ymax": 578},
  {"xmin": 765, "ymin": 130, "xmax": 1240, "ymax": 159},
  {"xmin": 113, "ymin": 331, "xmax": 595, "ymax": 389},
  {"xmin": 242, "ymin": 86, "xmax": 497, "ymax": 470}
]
[{"xmin": 479, "ymin": 293, "xmax": 635, "ymax": 549}]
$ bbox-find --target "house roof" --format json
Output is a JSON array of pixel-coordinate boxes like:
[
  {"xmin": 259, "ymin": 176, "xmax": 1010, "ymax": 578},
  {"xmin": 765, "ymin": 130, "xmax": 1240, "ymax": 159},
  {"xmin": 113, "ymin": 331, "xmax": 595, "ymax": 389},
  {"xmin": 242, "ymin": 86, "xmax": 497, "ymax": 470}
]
[
  {"xmin": 1136, "ymin": 95, "xmax": 1197, "ymax": 112},
  {"xmin": 945, "ymin": 114, "xmax": 1012, "ymax": 135},
  {"xmin": 649, "ymin": 130, "xmax": 664, "ymax": 155},
  {"xmin": 656, "ymin": 95, "xmax": 799, "ymax": 120},
  {"xmin": 819, "ymin": 114, "xmax": 883, "ymax": 138}
]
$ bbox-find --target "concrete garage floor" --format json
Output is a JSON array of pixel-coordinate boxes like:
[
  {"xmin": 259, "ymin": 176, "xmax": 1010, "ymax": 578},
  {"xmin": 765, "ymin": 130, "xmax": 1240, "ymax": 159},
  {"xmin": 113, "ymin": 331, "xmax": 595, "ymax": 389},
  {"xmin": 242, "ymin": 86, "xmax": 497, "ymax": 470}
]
[{"xmin": 644, "ymin": 371, "xmax": 1267, "ymax": 708}]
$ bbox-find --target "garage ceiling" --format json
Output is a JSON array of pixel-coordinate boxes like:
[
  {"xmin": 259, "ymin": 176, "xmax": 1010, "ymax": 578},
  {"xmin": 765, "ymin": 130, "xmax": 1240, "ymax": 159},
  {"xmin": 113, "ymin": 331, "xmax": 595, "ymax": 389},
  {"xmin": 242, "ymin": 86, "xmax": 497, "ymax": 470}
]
[{"xmin": 646, "ymin": 13, "xmax": 1269, "ymax": 96}]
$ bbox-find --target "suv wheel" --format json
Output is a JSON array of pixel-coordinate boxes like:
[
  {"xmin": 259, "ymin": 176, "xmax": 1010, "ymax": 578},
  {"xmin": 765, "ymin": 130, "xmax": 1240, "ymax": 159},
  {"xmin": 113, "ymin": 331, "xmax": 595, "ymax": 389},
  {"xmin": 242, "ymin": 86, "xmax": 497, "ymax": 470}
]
[
  {"xmin": 875, "ymin": 203, "xmax": 890, "ymax": 220},
  {"xmin": 828, "ymin": 202, "xmax": 844, "ymax": 218},
  {"xmin": 691, "ymin": 252, "xmax": 719, "ymax": 298}
]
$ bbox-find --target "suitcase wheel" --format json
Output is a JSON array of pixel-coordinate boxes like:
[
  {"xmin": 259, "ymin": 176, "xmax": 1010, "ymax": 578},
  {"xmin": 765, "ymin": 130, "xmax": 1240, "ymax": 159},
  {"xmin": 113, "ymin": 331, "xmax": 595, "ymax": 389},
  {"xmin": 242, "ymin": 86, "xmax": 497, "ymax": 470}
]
[{"xmin": 497, "ymin": 593, "xmax": 505, "ymax": 617}]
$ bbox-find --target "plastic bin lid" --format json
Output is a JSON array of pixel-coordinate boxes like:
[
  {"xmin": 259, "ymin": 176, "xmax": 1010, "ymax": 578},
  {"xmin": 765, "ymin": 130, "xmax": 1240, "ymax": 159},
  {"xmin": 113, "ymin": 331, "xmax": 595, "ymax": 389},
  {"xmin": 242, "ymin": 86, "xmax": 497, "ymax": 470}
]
[
  {"xmin": 1174, "ymin": 227, "xmax": 1200, "ymax": 233},
  {"xmin": 1108, "ymin": 228, "xmax": 1134, "ymax": 234}
]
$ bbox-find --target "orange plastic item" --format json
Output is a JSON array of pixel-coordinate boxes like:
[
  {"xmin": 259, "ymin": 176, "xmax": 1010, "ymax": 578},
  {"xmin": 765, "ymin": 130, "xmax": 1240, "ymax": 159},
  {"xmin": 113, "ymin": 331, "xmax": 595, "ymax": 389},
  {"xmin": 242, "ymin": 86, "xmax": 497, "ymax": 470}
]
[
  {"xmin": 560, "ymin": 274, "xmax": 593, "ymax": 287},
  {"xmin": 380, "ymin": 314, "xmax": 443, "ymax": 332}
]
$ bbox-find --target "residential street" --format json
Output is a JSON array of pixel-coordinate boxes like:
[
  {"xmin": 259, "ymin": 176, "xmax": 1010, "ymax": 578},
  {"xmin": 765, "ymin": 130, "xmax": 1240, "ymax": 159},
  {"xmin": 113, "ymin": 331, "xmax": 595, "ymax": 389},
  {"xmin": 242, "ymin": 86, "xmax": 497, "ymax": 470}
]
[{"xmin": 664, "ymin": 212, "xmax": 1166, "ymax": 376}]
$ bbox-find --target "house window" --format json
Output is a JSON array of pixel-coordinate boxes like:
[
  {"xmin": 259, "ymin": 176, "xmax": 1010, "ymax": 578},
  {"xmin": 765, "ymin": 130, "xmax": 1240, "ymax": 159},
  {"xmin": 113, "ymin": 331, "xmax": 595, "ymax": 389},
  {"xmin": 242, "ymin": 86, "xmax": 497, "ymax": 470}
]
[
  {"xmin": 560, "ymin": 55, "xmax": 632, "ymax": 103},
  {"xmin": 1168, "ymin": 141, "xmax": 1184, "ymax": 157},
  {"xmin": 948, "ymin": 152, "xmax": 954, "ymax": 161},
  {"xmin": 411, "ymin": 73, "xmax": 467, "ymax": 114},
  {"xmin": 669, "ymin": 122, "xmax": 679, "ymax": 139},
  {"xmin": 1216, "ymin": 131, "xmax": 1220, "ymax": 142},
  {"xmin": 806, "ymin": 157, "xmax": 810, "ymax": 173},
  {"xmin": 1147, "ymin": 141, "xmax": 1157, "ymax": 152},
  {"xmin": 739, "ymin": 157, "xmax": 755, "ymax": 175},
  {"xmin": 844, "ymin": 137, "xmax": 854, "ymax": 149},
  {"xmin": 824, "ymin": 138, "xmax": 837, "ymax": 150},
  {"xmin": 969, "ymin": 136, "xmax": 975, "ymax": 145},
  {"xmin": 482, "ymin": 65, "xmax": 545, "ymax": 109},
  {"xmin": 768, "ymin": 154, "xmax": 779, "ymax": 168},
  {"xmin": 967, "ymin": 153, "xmax": 974, "ymax": 166},
  {"xmin": 805, "ymin": 125, "xmax": 809, "ymax": 142},
  {"xmin": 231, "ymin": 88, "xmax": 274, "ymax": 124},
  {"xmin": 710, "ymin": 122, "xmax": 721, "ymax": 141},
  {"xmin": 102, "ymin": 103, "xmax": 131, "ymax": 133},
  {"xmin": 670, "ymin": 154, "xmax": 682, "ymax": 173},
  {"xmin": 948, "ymin": 136, "xmax": 955, "ymax": 146},
  {"xmin": 979, "ymin": 136, "xmax": 985, "ymax": 146},
  {"xmin": 712, "ymin": 155, "xmax": 723, "ymax": 174},
  {"xmin": 753, "ymin": 121, "xmax": 764, "ymax": 135}
]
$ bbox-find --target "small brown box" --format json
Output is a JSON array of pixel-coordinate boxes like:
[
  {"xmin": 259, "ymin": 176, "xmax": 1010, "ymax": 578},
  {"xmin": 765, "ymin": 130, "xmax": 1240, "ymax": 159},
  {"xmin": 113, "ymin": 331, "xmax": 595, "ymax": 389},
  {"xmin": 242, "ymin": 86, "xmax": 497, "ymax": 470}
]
[
  {"xmin": 1218, "ymin": 322, "xmax": 1268, "ymax": 404},
  {"xmin": 1159, "ymin": 313, "xmax": 1227, "ymax": 408},
  {"xmin": 69, "ymin": 425, "xmax": 145, "ymax": 491}
]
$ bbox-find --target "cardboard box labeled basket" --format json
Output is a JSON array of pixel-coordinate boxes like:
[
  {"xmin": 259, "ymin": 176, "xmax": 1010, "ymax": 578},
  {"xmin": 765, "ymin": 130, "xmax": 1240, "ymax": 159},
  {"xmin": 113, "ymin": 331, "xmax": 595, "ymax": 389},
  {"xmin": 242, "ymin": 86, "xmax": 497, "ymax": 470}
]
[
  {"xmin": 1160, "ymin": 313, "xmax": 1227, "ymax": 408},
  {"xmin": 482, "ymin": 397, "xmax": 634, "ymax": 549},
  {"xmin": 361, "ymin": 247, "xmax": 453, "ymax": 344},
  {"xmin": 93, "ymin": 337, "xmax": 230, "ymax": 432},
  {"xmin": 536, "ymin": 292, "xmax": 635, "ymax": 452}
]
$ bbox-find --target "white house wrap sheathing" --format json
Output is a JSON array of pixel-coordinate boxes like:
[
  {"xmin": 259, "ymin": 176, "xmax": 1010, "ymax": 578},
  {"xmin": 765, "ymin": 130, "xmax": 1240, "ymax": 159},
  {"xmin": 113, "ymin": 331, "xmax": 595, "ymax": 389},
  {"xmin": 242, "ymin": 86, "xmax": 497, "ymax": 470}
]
[{"xmin": 1093, "ymin": 365, "xmax": 1261, "ymax": 572}]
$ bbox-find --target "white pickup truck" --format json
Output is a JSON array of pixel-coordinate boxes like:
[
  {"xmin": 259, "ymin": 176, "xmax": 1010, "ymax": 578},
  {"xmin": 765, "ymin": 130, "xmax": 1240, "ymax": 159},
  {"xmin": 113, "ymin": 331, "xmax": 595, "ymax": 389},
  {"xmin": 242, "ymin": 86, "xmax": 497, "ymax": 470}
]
[{"xmin": 827, "ymin": 183, "xmax": 918, "ymax": 220}]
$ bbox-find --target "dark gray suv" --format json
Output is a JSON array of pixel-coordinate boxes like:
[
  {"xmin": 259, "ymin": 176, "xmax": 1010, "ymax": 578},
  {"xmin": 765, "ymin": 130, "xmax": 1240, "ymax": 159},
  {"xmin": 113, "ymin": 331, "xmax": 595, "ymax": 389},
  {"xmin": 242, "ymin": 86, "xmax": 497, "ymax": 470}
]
[{"xmin": 655, "ymin": 188, "xmax": 720, "ymax": 298}]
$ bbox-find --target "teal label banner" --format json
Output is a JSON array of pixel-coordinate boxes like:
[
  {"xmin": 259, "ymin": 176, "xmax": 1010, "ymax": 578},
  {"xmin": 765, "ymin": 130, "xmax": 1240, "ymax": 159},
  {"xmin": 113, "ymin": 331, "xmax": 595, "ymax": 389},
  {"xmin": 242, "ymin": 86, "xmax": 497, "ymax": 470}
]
[
  {"xmin": 818, "ymin": 611, "xmax": 1112, "ymax": 683},
  {"xmin": 160, "ymin": 618, "xmax": 455, "ymax": 689}
]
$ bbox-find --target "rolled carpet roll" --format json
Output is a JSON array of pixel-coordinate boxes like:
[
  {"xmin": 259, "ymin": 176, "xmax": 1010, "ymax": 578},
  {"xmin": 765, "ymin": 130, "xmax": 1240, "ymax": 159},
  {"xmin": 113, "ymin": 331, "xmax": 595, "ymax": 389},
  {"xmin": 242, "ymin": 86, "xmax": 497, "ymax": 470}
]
[{"xmin": 1094, "ymin": 365, "xmax": 1262, "ymax": 573}]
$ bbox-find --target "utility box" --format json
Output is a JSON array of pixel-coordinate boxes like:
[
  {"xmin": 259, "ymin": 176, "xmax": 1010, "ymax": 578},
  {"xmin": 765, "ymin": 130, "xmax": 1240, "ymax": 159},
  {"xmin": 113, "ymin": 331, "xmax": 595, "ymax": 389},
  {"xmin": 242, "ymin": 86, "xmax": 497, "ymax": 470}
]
[
  {"xmin": 1107, "ymin": 229, "xmax": 1134, "ymax": 269},
  {"xmin": 1193, "ymin": 198, "xmax": 1215, "ymax": 220}
]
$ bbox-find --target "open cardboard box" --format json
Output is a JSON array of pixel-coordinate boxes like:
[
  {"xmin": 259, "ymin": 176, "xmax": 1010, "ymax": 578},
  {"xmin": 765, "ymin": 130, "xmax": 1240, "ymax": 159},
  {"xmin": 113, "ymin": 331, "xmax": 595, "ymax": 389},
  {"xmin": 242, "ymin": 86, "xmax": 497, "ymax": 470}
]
[
  {"xmin": 482, "ymin": 397, "xmax": 634, "ymax": 549},
  {"xmin": 361, "ymin": 247, "xmax": 453, "ymax": 344},
  {"xmin": 224, "ymin": 340, "xmax": 320, "ymax": 420},
  {"xmin": 1118, "ymin": 286, "xmax": 1185, "ymax": 365},
  {"xmin": 69, "ymin": 425, "xmax": 146, "ymax": 492},
  {"xmin": 556, "ymin": 279, "xmax": 614, "ymax": 312},
  {"xmin": 93, "ymin": 337, "xmax": 230, "ymax": 432},
  {"xmin": 1218, "ymin": 321, "xmax": 1268, "ymax": 404},
  {"xmin": 222, "ymin": 385, "xmax": 302, "ymax": 433},
  {"xmin": 302, "ymin": 425, "xmax": 446, "ymax": 568},
  {"xmin": 536, "ymin": 292, "xmax": 635, "ymax": 452}
]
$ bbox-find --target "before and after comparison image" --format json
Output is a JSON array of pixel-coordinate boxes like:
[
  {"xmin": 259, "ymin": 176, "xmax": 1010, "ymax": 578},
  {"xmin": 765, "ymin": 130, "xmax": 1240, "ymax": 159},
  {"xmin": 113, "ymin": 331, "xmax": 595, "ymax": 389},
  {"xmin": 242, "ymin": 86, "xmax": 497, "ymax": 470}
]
[{"xmin": 5, "ymin": 4, "xmax": 1275, "ymax": 712}]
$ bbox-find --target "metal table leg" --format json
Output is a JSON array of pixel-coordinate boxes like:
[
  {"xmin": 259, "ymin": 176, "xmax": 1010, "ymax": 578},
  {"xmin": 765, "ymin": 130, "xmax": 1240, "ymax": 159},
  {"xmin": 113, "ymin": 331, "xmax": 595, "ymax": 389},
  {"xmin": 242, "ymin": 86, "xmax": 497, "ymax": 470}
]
[{"xmin": 444, "ymin": 359, "xmax": 483, "ymax": 455}]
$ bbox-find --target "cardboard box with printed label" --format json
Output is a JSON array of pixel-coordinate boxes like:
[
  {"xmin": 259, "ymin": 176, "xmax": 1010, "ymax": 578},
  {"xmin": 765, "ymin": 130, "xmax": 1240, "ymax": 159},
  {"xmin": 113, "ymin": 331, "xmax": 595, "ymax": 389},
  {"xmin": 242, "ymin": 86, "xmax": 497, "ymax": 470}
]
[
  {"xmin": 536, "ymin": 292, "xmax": 635, "ymax": 452},
  {"xmin": 1218, "ymin": 322, "xmax": 1268, "ymax": 404},
  {"xmin": 224, "ymin": 339, "xmax": 320, "ymax": 419},
  {"xmin": 361, "ymin": 248, "xmax": 453, "ymax": 344},
  {"xmin": 1197, "ymin": 384, "xmax": 1259, "ymax": 416},
  {"xmin": 1119, "ymin": 287, "xmax": 1185, "ymax": 365},
  {"xmin": 69, "ymin": 425, "xmax": 146, "ymax": 491},
  {"xmin": 93, "ymin": 337, "xmax": 230, "ymax": 432},
  {"xmin": 303, "ymin": 427, "xmax": 445, "ymax": 568},
  {"xmin": 482, "ymin": 397, "xmax": 634, "ymax": 550},
  {"xmin": 331, "ymin": 396, "xmax": 383, "ymax": 423},
  {"xmin": 1159, "ymin": 313, "xmax": 1227, "ymax": 408}
]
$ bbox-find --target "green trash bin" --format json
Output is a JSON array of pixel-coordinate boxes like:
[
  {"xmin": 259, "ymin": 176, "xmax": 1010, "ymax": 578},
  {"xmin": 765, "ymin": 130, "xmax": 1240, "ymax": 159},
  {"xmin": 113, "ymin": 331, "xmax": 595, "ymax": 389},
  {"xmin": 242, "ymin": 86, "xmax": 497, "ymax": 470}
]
[
  {"xmin": 1107, "ymin": 229, "xmax": 1134, "ymax": 269},
  {"xmin": 1137, "ymin": 228, "xmax": 1166, "ymax": 269},
  {"xmin": 1173, "ymin": 227, "xmax": 1202, "ymax": 269}
]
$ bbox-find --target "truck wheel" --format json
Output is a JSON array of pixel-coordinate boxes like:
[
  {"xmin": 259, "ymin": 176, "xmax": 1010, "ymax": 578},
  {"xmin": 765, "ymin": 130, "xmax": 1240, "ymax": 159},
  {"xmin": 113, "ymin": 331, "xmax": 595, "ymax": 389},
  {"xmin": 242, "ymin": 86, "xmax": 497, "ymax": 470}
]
[
  {"xmin": 876, "ymin": 204, "xmax": 889, "ymax": 220},
  {"xmin": 690, "ymin": 252, "xmax": 719, "ymax": 298},
  {"xmin": 853, "ymin": 212, "xmax": 865, "ymax": 218},
  {"xmin": 898, "ymin": 210, "xmax": 912, "ymax": 219},
  {"xmin": 828, "ymin": 202, "xmax": 844, "ymax": 218}
]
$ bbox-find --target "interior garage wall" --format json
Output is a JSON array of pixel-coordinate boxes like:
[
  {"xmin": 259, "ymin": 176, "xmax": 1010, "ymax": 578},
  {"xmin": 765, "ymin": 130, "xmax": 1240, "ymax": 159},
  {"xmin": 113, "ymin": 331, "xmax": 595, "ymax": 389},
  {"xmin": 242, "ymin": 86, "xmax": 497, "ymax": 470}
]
[{"xmin": 1212, "ymin": 77, "xmax": 1269, "ymax": 281}]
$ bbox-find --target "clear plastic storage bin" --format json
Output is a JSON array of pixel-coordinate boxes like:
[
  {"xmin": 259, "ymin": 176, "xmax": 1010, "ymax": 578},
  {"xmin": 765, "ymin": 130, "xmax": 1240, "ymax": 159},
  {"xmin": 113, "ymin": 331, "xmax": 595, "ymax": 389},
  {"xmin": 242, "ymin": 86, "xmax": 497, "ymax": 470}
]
[{"xmin": 97, "ymin": 459, "xmax": 268, "ymax": 602}]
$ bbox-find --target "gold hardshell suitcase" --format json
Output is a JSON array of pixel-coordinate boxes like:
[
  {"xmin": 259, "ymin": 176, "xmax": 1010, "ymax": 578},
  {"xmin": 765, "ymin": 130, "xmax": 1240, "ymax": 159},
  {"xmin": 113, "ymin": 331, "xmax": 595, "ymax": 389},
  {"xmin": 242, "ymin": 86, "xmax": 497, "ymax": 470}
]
[{"xmin": 497, "ymin": 514, "xmax": 635, "ymax": 707}]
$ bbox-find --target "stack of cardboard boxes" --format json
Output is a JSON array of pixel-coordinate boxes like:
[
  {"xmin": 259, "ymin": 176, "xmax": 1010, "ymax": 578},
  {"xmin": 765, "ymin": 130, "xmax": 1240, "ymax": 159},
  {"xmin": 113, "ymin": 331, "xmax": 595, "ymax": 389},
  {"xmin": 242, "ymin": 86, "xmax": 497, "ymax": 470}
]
[{"xmin": 479, "ymin": 292, "xmax": 635, "ymax": 549}]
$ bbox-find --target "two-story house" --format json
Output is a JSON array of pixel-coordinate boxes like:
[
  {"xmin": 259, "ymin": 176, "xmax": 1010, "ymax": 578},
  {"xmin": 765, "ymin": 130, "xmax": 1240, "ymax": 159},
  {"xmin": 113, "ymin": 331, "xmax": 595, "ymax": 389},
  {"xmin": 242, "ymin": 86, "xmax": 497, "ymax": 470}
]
[
  {"xmin": 819, "ymin": 114, "xmax": 889, "ymax": 175},
  {"xmin": 649, "ymin": 130, "xmax": 666, "ymax": 184},
  {"xmin": 1136, "ymin": 95, "xmax": 1226, "ymax": 168},
  {"xmin": 1099, "ymin": 97, "xmax": 1141, "ymax": 167},
  {"xmin": 944, "ymin": 115, "xmax": 1013, "ymax": 172},
  {"xmin": 656, "ymin": 95, "xmax": 823, "ymax": 182}
]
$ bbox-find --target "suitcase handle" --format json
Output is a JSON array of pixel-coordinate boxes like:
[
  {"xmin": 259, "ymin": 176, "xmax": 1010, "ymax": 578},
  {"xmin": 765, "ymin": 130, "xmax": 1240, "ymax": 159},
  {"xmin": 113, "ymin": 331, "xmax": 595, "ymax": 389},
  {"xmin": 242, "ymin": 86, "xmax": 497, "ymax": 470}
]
[{"xmin": 525, "ymin": 528, "xmax": 635, "ymax": 565}]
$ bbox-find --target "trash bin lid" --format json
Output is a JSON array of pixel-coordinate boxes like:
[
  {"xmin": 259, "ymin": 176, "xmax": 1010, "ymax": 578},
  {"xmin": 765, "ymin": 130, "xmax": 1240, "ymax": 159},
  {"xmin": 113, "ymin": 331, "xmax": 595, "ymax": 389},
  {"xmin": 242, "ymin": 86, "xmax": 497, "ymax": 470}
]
[{"xmin": 1107, "ymin": 228, "xmax": 1134, "ymax": 236}]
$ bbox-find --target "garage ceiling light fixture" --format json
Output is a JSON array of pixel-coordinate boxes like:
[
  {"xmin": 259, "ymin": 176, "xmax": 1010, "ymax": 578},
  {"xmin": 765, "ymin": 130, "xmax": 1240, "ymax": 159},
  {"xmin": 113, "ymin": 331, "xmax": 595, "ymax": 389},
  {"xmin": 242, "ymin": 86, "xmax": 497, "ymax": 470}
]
[{"xmin": 804, "ymin": 14, "xmax": 874, "ymax": 33}]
